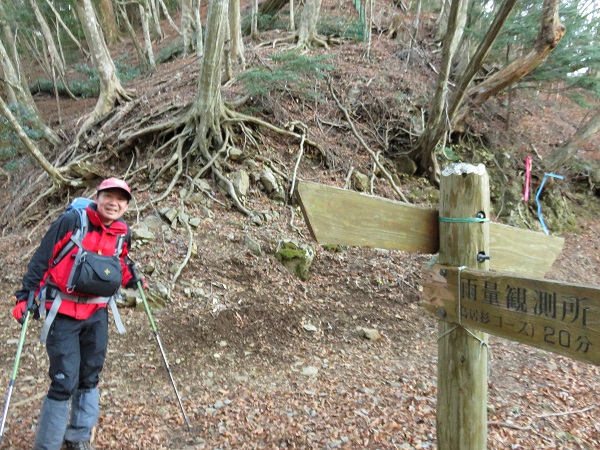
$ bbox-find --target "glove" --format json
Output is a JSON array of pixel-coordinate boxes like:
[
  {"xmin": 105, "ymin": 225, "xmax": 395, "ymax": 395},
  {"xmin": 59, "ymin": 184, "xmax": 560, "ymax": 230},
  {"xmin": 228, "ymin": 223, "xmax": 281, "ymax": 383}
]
[
  {"xmin": 12, "ymin": 299, "xmax": 40, "ymax": 325},
  {"xmin": 12, "ymin": 301, "xmax": 27, "ymax": 323}
]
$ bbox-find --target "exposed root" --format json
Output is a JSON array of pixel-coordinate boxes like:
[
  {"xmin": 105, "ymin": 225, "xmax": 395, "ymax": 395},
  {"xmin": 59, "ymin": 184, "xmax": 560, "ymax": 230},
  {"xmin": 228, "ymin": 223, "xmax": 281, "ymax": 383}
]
[
  {"xmin": 256, "ymin": 33, "xmax": 340, "ymax": 51},
  {"xmin": 171, "ymin": 199, "xmax": 194, "ymax": 286},
  {"xmin": 329, "ymin": 78, "xmax": 409, "ymax": 203}
]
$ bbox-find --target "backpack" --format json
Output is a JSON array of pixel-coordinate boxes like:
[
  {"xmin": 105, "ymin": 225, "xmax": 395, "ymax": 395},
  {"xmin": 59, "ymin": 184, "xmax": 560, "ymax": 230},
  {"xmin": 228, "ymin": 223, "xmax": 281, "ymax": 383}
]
[
  {"xmin": 39, "ymin": 197, "xmax": 127, "ymax": 343},
  {"xmin": 50, "ymin": 197, "xmax": 125, "ymax": 297}
]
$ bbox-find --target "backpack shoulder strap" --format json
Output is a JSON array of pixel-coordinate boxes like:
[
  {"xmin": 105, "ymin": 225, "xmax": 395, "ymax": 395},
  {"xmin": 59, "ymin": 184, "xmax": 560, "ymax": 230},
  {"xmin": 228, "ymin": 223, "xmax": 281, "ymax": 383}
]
[
  {"xmin": 115, "ymin": 233, "xmax": 125, "ymax": 258},
  {"xmin": 51, "ymin": 209, "xmax": 88, "ymax": 267}
]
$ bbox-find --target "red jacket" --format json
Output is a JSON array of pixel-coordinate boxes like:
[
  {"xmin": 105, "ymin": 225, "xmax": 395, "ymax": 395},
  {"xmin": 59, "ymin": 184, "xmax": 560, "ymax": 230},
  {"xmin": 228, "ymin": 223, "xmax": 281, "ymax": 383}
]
[{"xmin": 15, "ymin": 204, "xmax": 134, "ymax": 320}]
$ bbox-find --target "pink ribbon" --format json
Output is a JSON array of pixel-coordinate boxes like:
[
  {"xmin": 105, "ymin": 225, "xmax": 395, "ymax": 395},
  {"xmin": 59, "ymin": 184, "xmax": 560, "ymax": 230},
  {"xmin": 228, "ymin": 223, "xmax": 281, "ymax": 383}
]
[{"xmin": 524, "ymin": 156, "xmax": 532, "ymax": 201}]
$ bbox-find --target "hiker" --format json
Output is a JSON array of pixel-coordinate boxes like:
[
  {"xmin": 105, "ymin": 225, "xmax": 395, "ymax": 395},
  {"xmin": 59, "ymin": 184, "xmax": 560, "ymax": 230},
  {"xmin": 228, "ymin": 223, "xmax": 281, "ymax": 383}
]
[{"xmin": 11, "ymin": 177, "xmax": 143, "ymax": 450}]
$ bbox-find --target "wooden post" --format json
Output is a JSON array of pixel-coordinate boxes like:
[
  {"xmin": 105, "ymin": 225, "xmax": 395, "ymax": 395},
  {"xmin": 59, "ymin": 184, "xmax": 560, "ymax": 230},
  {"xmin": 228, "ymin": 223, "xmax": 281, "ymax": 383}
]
[{"xmin": 437, "ymin": 163, "xmax": 490, "ymax": 449}]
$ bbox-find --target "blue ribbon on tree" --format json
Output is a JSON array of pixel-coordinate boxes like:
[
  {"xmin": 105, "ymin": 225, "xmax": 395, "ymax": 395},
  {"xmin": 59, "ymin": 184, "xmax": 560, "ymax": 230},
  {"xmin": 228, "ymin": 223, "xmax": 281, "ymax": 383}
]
[{"xmin": 536, "ymin": 173, "xmax": 564, "ymax": 235}]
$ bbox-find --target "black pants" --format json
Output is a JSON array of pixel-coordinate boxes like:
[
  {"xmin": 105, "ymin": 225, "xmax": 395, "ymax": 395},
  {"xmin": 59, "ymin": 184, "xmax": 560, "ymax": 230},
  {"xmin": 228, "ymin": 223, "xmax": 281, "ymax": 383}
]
[{"xmin": 45, "ymin": 308, "xmax": 109, "ymax": 401}]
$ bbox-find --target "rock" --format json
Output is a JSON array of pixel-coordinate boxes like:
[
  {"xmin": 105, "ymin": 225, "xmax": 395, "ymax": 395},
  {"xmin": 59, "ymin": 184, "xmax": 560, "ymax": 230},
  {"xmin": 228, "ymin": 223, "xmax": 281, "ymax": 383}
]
[
  {"xmin": 303, "ymin": 323, "xmax": 318, "ymax": 332},
  {"xmin": 116, "ymin": 288, "xmax": 138, "ymax": 308},
  {"xmin": 395, "ymin": 155, "xmax": 417, "ymax": 175},
  {"xmin": 132, "ymin": 225, "xmax": 155, "ymax": 241},
  {"xmin": 260, "ymin": 167, "xmax": 279, "ymax": 193},
  {"xmin": 243, "ymin": 236, "xmax": 262, "ymax": 256},
  {"xmin": 356, "ymin": 327, "xmax": 382, "ymax": 341},
  {"xmin": 161, "ymin": 207, "xmax": 178, "ymax": 225},
  {"xmin": 229, "ymin": 148, "xmax": 243, "ymax": 161},
  {"xmin": 144, "ymin": 262, "xmax": 156, "ymax": 274},
  {"xmin": 352, "ymin": 170, "xmax": 369, "ymax": 192},
  {"xmin": 195, "ymin": 179, "xmax": 211, "ymax": 191},
  {"xmin": 245, "ymin": 158, "xmax": 259, "ymax": 172},
  {"xmin": 178, "ymin": 211, "xmax": 189, "ymax": 224},
  {"xmin": 230, "ymin": 170, "xmax": 250, "ymax": 198},
  {"xmin": 198, "ymin": 205, "xmax": 213, "ymax": 218},
  {"xmin": 142, "ymin": 215, "xmax": 164, "ymax": 230},
  {"xmin": 251, "ymin": 215, "xmax": 263, "ymax": 226},
  {"xmin": 301, "ymin": 366, "xmax": 319, "ymax": 376},
  {"xmin": 275, "ymin": 240, "xmax": 315, "ymax": 281}
]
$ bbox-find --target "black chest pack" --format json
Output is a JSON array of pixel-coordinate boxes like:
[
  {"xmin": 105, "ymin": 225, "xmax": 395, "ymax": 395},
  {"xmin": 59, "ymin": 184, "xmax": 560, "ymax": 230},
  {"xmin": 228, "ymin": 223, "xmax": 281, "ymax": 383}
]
[{"xmin": 51, "ymin": 198, "xmax": 125, "ymax": 297}]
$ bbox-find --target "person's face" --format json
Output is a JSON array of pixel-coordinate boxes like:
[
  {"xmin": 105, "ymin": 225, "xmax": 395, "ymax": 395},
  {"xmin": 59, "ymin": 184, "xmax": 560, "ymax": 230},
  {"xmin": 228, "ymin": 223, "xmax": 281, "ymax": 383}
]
[{"xmin": 95, "ymin": 189, "xmax": 129, "ymax": 225}]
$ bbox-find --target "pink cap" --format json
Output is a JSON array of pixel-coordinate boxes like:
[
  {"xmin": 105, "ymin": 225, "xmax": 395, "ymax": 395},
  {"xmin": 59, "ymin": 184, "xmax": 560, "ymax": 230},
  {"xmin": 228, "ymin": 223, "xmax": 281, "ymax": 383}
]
[{"xmin": 97, "ymin": 177, "xmax": 132, "ymax": 200}]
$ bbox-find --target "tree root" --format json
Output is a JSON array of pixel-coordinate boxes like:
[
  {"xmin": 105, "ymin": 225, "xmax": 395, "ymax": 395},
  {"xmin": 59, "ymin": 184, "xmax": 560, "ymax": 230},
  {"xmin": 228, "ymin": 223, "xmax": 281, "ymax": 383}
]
[
  {"xmin": 257, "ymin": 32, "xmax": 340, "ymax": 51},
  {"xmin": 328, "ymin": 78, "xmax": 409, "ymax": 203},
  {"xmin": 171, "ymin": 199, "xmax": 194, "ymax": 286}
]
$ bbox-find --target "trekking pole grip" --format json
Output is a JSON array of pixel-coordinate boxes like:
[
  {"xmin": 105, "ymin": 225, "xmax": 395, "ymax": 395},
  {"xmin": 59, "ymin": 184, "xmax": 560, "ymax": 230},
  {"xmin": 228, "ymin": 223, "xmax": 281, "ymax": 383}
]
[{"xmin": 26, "ymin": 290, "xmax": 36, "ymax": 313}]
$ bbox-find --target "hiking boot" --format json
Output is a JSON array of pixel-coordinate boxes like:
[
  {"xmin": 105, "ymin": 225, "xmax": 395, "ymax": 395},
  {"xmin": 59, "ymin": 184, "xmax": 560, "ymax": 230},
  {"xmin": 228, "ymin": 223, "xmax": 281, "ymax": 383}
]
[{"xmin": 63, "ymin": 441, "xmax": 95, "ymax": 450}]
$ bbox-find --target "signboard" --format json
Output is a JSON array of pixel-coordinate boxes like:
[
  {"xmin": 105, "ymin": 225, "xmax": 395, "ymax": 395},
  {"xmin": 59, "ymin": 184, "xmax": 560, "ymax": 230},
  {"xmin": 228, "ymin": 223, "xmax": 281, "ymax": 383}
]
[
  {"xmin": 422, "ymin": 265, "xmax": 600, "ymax": 366},
  {"xmin": 296, "ymin": 180, "xmax": 439, "ymax": 254},
  {"xmin": 295, "ymin": 181, "xmax": 564, "ymax": 278}
]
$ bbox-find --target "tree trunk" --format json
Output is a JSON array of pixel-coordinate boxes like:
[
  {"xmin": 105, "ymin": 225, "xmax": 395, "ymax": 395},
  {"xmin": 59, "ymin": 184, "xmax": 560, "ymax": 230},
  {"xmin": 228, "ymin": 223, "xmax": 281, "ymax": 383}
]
[
  {"xmin": 96, "ymin": 0, "xmax": 119, "ymax": 45},
  {"xmin": 447, "ymin": 0, "xmax": 469, "ymax": 58},
  {"xmin": 251, "ymin": 0, "xmax": 259, "ymax": 39},
  {"xmin": 75, "ymin": 0, "xmax": 132, "ymax": 132},
  {"xmin": 453, "ymin": 0, "xmax": 565, "ymax": 125},
  {"xmin": 435, "ymin": 0, "xmax": 450, "ymax": 41},
  {"xmin": 228, "ymin": 0, "xmax": 245, "ymax": 70},
  {"xmin": 42, "ymin": 0, "xmax": 88, "ymax": 58},
  {"xmin": 148, "ymin": 0, "xmax": 164, "ymax": 40},
  {"xmin": 545, "ymin": 108, "xmax": 600, "ymax": 171},
  {"xmin": 157, "ymin": 0, "xmax": 181, "ymax": 35},
  {"xmin": 194, "ymin": 0, "xmax": 204, "ymax": 59},
  {"xmin": 29, "ymin": 0, "xmax": 76, "ymax": 99},
  {"xmin": 242, "ymin": 0, "xmax": 288, "ymax": 35},
  {"xmin": 0, "ymin": 95, "xmax": 73, "ymax": 186},
  {"xmin": 118, "ymin": 4, "xmax": 150, "ymax": 70},
  {"xmin": 0, "ymin": 2, "xmax": 28, "ymax": 92},
  {"xmin": 296, "ymin": 0, "xmax": 323, "ymax": 47},
  {"xmin": 0, "ymin": 37, "xmax": 60, "ymax": 145},
  {"xmin": 181, "ymin": 0, "xmax": 195, "ymax": 56},
  {"xmin": 140, "ymin": 1, "xmax": 157, "ymax": 72},
  {"xmin": 453, "ymin": 0, "xmax": 482, "ymax": 78},
  {"xmin": 186, "ymin": 0, "xmax": 228, "ymax": 159},
  {"xmin": 442, "ymin": 0, "xmax": 519, "ymax": 143},
  {"xmin": 409, "ymin": 0, "xmax": 467, "ymax": 185}
]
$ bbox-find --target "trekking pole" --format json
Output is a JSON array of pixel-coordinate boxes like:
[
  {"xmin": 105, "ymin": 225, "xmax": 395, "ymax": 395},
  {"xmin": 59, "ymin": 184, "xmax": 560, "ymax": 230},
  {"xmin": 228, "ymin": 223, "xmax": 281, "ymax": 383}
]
[
  {"xmin": 0, "ymin": 292, "xmax": 36, "ymax": 444},
  {"xmin": 134, "ymin": 274, "xmax": 191, "ymax": 431}
]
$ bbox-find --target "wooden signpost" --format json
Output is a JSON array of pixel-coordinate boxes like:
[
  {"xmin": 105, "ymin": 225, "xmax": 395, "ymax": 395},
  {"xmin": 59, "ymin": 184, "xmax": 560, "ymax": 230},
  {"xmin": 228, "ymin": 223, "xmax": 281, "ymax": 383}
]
[
  {"xmin": 422, "ymin": 265, "xmax": 600, "ymax": 366},
  {"xmin": 295, "ymin": 163, "xmax": 598, "ymax": 449},
  {"xmin": 296, "ymin": 180, "xmax": 564, "ymax": 278}
]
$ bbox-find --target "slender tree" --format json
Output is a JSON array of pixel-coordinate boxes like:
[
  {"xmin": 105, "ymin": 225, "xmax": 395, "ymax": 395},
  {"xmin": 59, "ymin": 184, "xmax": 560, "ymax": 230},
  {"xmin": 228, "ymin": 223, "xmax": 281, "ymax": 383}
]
[
  {"xmin": 28, "ymin": 0, "xmax": 76, "ymax": 99},
  {"xmin": 408, "ymin": 0, "xmax": 467, "ymax": 184},
  {"xmin": 229, "ymin": 0, "xmax": 245, "ymax": 69},
  {"xmin": 410, "ymin": 0, "xmax": 564, "ymax": 184},
  {"xmin": 452, "ymin": 0, "xmax": 565, "ymax": 125},
  {"xmin": 545, "ymin": 107, "xmax": 600, "ymax": 170},
  {"xmin": 0, "ymin": 36, "xmax": 60, "ymax": 145},
  {"xmin": 296, "ymin": 0, "xmax": 325, "ymax": 48},
  {"xmin": 181, "ymin": 0, "xmax": 200, "ymax": 56},
  {"xmin": 140, "ymin": 0, "xmax": 157, "ymax": 72},
  {"xmin": 96, "ymin": 0, "xmax": 119, "ymax": 45},
  {"xmin": 0, "ymin": 95, "xmax": 76, "ymax": 186},
  {"xmin": 75, "ymin": 0, "xmax": 133, "ymax": 135}
]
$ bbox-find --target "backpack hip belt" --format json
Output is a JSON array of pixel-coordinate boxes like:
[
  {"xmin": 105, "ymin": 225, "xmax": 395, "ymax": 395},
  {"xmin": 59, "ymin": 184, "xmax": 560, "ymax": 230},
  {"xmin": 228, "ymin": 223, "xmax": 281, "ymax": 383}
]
[{"xmin": 39, "ymin": 290, "xmax": 126, "ymax": 344}]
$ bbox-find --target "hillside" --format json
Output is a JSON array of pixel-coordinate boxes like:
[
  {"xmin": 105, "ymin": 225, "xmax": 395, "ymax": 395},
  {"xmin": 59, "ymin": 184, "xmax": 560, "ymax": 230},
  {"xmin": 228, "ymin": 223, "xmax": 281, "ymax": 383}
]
[{"xmin": 0, "ymin": 5, "xmax": 599, "ymax": 449}]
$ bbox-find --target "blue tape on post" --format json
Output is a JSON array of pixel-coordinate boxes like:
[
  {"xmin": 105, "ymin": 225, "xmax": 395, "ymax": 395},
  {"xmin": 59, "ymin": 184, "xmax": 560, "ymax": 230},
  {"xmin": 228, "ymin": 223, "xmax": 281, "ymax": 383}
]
[{"xmin": 536, "ymin": 173, "xmax": 564, "ymax": 235}]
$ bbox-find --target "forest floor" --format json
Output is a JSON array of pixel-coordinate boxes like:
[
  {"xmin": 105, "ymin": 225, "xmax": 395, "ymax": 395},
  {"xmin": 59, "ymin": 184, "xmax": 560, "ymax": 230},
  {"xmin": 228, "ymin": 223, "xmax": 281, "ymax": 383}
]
[{"xmin": 1, "ymin": 4, "xmax": 600, "ymax": 450}]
